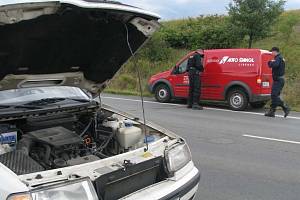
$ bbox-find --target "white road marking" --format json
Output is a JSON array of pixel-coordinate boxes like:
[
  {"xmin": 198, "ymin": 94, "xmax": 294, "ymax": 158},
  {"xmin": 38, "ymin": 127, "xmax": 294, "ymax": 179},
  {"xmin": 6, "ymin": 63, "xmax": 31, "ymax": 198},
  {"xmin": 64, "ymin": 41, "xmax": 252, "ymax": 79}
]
[
  {"xmin": 101, "ymin": 96, "xmax": 300, "ymax": 120},
  {"xmin": 243, "ymin": 134, "xmax": 300, "ymax": 145},
  {"xmin": 102, "ymin": 96, "xmax": 185, "ymax": 107}
]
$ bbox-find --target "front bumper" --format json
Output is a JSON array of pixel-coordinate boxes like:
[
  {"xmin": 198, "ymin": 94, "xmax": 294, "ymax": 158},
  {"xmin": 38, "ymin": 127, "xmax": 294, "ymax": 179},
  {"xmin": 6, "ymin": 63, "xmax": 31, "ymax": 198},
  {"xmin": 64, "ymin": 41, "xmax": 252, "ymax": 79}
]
[
  {"xmin": 121, "ymin": 164, "xmax": 200, "ymax": 200},
  {"xmin": 159, "ymin": 171, "xmax": 200, "ymax": 200},
  {"xmin": 250, "ymin": 94, "xmax": 271, "ymax": 102}
]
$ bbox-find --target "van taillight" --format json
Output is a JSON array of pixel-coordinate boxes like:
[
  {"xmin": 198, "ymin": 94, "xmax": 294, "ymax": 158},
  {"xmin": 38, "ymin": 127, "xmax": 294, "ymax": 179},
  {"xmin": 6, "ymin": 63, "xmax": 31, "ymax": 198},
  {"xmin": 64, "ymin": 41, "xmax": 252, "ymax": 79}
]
[
  {"xmin": 257, "ymin": 78, "xmax": 262, "ymax": 84},
  {"xmin": 257, "ymin": 77, "xmax": 270, "ymax": 87}
]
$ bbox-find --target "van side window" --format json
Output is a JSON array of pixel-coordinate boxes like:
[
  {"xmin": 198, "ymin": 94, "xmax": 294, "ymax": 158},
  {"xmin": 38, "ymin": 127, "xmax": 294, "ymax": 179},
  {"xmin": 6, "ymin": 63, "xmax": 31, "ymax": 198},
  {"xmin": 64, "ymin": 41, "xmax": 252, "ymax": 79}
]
[{"xmin": 178, "ymin": 59, "xmax": 188, "ymax": 74}]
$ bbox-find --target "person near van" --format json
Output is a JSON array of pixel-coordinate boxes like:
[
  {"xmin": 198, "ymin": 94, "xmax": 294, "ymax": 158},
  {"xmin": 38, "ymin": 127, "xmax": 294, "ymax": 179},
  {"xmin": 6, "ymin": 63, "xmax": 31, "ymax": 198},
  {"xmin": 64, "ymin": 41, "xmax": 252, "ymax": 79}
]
[
  {"xmin": 265, "ymin": 47, "xmax": 290, "ymax": 118},
  {"xmin": 187, "ymin": 51, "xmax": 204, "ymax": 110}
]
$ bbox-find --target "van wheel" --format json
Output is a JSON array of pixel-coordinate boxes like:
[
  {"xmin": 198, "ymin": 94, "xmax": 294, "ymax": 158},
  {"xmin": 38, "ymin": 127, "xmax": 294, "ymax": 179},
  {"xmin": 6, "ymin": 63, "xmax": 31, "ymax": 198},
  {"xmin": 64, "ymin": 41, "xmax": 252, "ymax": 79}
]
[
  {"xmin": 155, "ymin": 84, "xmax": 171, "ymax": 103},
  {"xmin": 227, "ymin": 88, "xmax": 248, "ymax": 111},
  {"xmin": 250, "ymin": 101, "xmax": 267, "ymax": 109}
]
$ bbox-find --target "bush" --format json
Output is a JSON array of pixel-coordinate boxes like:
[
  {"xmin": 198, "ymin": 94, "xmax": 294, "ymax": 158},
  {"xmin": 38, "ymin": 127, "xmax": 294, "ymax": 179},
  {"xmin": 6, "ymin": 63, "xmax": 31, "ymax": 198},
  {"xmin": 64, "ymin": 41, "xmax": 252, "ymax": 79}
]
[
  {"xmin": 139, "ymin": 33, "xmax": 172, "ymax": 62},
  {"xmin": 160, "ymin": 15, "xmax": 242, "ymax": 50}
]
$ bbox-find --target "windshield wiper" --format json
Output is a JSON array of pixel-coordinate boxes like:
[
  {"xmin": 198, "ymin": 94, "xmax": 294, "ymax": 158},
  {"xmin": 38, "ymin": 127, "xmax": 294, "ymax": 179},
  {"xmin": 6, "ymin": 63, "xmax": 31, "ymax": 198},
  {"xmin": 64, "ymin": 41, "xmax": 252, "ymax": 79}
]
[
  {"xmin": 0, "ymin": 105, "xmax": 10, "ymax": 109},
  {"xmin": 0, "ymin": 98, "xmax": 91, "ymax": 109},
  {"xmin": 25, "ymin": 97, "xmax": 90, "ymax": 106},
  {"xmin": 0, "ymin": 104, "xmax": 42, "ymax": 110}
]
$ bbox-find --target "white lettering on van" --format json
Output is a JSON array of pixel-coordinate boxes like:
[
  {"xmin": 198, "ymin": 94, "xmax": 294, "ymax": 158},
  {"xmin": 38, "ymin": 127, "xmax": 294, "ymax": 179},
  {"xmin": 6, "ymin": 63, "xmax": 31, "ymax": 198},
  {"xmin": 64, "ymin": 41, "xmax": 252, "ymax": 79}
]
[
  {"xmin": 219, "ymin": 56, "xmax": 255, "ymax": 65},
  {"xmin": 239, "ymin": 58, "xmax": 254, "ymax": 62},
  {"xmin": 219, "ymin": 56, "xmax": 229, "ymax": 64}
]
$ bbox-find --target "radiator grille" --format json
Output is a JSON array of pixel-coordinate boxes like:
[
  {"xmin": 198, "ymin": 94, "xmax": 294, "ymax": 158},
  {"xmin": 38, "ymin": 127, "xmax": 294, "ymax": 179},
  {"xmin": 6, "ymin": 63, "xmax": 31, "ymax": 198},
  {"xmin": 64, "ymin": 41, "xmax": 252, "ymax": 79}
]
[{"xmin": 94, "ymin": 156, "xmax": 167, "ymax": 200}]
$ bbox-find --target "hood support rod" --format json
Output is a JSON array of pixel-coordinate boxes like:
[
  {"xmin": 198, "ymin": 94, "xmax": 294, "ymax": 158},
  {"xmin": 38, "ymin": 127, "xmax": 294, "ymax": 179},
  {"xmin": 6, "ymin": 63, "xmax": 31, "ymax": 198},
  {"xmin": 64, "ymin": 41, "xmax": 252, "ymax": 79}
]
[{"xmin": 124, "ymin": 23, "xmax": 149, "ymax": 152}]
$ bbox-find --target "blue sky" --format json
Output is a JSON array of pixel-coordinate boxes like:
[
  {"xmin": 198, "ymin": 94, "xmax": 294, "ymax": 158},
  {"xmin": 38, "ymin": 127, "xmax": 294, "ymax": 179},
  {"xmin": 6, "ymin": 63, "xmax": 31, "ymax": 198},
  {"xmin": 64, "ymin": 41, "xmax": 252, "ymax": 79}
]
[{"xmin": 122, "ymin": 0, "xmax": 300, "ymax": 19}]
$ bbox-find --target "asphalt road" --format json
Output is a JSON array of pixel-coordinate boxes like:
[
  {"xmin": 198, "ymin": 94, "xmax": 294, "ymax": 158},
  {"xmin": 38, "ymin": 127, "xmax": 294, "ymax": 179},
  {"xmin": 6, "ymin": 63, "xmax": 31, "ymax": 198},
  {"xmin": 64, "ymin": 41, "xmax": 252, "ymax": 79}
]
[{"xmin": 101, "ymin": 94, "xmax": 300, "ymax": 200}]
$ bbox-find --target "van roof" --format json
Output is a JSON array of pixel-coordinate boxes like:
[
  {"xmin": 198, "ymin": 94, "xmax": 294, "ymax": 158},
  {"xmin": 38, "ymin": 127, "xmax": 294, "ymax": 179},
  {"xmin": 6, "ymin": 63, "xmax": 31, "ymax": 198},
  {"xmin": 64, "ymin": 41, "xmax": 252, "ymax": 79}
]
[{"xmin": 204, "ymin": 49, "xmax": 271, "ymax": 54}]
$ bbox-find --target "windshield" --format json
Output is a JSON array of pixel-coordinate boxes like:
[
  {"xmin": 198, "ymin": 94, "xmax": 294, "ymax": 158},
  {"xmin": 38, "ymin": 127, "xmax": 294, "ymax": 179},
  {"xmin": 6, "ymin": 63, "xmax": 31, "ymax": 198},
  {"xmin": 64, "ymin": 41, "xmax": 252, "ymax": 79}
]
[{"xmin": 0, "ymin": 86, "xmax": 90, "ymax": 105}]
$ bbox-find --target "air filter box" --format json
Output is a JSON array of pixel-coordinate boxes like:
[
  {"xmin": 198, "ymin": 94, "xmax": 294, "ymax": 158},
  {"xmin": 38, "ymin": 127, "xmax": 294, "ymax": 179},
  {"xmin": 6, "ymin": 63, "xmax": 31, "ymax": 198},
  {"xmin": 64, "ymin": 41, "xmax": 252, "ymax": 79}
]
[{"xmin": 0, "ymin": 150, "xmax": 44, "ymax": 175}]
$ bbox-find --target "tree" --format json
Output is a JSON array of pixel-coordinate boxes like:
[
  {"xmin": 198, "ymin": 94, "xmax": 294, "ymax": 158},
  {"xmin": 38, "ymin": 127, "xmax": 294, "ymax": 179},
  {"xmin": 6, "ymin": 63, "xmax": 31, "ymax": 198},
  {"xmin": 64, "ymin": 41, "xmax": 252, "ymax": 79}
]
[{"xmin": 228, "ymin": 0, "xmax": 285, "ymax": 48}]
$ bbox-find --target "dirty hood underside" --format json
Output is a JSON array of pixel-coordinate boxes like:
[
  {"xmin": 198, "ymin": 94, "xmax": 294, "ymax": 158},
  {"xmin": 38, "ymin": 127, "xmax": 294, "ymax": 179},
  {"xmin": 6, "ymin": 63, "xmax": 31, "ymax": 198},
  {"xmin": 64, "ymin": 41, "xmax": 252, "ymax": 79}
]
[{"xmin": 0, "ymin": 1, "xmax": 160, "ymax": 94}]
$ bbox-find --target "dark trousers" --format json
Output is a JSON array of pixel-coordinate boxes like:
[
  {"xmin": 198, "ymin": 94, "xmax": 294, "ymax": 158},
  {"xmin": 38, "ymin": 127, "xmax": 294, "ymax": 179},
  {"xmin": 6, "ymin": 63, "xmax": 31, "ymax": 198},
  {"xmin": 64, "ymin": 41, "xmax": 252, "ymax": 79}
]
[
  {"xmin": 271, "ymin": 78, "xmax": 285, "ymax": 109},
  {"xmin": 188, "ymin": 69, "xmax": 201, "ymax": 106}
]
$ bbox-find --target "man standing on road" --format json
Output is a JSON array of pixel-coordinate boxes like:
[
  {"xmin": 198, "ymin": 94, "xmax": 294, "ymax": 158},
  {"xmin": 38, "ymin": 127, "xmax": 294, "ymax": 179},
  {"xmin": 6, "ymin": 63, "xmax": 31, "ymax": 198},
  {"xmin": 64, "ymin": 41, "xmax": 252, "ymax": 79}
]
[
  {"xmin": 187, "ymin": 51, "xmax": 204, "ymax": 110},
  {"xmin": 265, "ymin": 47, "xmax": 290, "ymax": 118}
]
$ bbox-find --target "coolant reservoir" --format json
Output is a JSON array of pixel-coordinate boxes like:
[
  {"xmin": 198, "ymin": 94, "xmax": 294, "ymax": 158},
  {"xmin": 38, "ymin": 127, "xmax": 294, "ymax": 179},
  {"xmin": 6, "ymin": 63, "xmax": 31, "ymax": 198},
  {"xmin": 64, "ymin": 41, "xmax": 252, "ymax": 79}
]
[
  {"xmin": 102, "ymin": 118, "xmax": 121, "ymax": 131},
  {"xmin": 117, "ymin": 126, "xmax": 142, "ymax": 149}
]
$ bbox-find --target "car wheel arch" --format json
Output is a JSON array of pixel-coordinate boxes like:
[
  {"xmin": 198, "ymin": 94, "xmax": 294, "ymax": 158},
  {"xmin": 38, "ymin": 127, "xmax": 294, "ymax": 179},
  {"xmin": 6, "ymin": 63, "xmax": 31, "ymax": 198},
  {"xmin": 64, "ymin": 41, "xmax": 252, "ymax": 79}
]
[
  {"xmin": 152, "ymin": 79, "xmax": 174, "ymax": 97},
  {"xmin": 224, "ymin": 81, "xmax": 252, "ymax": 100}
]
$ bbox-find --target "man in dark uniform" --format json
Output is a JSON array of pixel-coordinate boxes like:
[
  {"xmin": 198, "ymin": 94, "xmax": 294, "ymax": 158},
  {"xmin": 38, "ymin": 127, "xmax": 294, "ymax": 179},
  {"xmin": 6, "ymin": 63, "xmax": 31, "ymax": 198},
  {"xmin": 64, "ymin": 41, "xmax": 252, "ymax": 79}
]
[
  {"xmin": 265, "ymin": 47, "xmax": 290, "ymax": 118},
  {"xmin": 187, "ymin": 51, "xmax": 204, "ymax": 110}
]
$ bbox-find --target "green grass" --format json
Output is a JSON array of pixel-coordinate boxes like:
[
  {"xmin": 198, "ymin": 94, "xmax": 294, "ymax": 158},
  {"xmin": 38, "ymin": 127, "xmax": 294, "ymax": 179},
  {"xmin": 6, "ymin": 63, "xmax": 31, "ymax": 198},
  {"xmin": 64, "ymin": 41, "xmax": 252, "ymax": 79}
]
[
  {"xmin": 251, "ymin": 10, "xmax": 300, "ymax": 110},
  {"xmin": 105, "ymin": 10, "xmax": 300, "ymax": 111},
  {"xmin": 106, "ymin": 47, "xmax": 189, "ymax": 93},
  {"xmin": 104, "ymin": 88, "xmax": 152, "ymax": 97}
]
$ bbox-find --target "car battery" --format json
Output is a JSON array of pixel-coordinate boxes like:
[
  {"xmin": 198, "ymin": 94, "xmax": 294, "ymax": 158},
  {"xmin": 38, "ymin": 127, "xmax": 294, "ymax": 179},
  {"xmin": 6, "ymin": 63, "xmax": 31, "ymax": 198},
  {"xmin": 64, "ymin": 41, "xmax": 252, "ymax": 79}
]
[{"xmin": 0, "ymin": 124, "xmax": 18, "ymax": 154}]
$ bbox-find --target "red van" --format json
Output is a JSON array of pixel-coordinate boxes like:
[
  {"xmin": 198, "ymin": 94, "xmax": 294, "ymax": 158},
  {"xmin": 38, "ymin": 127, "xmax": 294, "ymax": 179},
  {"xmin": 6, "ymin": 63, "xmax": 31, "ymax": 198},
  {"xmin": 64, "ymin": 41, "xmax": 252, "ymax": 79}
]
[{"xmin": 148, "ymin": 49, "xmax": 273, "ymax": 111}]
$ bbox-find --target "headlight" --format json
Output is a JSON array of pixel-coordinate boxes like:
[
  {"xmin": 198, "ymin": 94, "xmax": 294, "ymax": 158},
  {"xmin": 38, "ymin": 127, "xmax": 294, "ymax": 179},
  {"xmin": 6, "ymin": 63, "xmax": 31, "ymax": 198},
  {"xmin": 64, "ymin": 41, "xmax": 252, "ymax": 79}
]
[
  {"xmin": 165, "ymin": 142, "xmax": 192, "ymax": 174},
  {"xmin": 7, "ymin": 179, "xmax": 98, "ymax": 200}
]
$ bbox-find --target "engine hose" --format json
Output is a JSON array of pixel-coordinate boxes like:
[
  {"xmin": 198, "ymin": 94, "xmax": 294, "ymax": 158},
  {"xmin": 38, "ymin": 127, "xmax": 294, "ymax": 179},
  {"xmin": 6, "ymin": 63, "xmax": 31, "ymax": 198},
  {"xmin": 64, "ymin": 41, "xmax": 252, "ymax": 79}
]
[
  {"xmin": 94, "ymin": 151, "xmax": 109, "ymax": 159},
  {"xmin": 43, "ymin": 144, "xmax": 51, "ymax": 165},
  {"xmin": 79, "ymin": 118, "xmax": 93, "ymax": 137}
]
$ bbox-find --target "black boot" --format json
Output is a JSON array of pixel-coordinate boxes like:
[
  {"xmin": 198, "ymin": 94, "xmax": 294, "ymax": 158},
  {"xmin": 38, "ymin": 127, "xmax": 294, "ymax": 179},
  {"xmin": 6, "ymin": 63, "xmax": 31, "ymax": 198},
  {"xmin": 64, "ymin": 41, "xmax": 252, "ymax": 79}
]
[
  {"xmin": 265, "ymin": 108, "xmax": 276, "ymax": 117},
  {"xmin": 283, "ymin": 105, "xmax": 290, "ymax": 118},
  {"xmin": 192, "ymin": 104, "xmax": 203, "ymax": 110},
  {"xmin": 187, "ymin": 100, "xmax": 192, "ymax": 108}
]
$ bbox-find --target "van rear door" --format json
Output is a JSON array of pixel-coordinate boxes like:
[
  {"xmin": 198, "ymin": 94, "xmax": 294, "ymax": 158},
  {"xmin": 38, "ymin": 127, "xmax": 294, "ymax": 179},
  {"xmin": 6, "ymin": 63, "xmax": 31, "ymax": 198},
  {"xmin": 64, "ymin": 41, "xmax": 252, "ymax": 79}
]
[{"xmin": 260, "ymin": 52, "xmax": 273, "ymax": 94}]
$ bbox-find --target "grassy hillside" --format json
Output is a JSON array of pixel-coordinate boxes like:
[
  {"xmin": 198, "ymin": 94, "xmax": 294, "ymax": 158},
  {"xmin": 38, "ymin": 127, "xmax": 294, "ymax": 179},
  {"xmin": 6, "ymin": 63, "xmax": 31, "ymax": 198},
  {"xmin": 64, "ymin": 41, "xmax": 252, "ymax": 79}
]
[
  {"xmin": 252, "ymin": 10, "xmax": 300, "ymax": 110},
  {"xmin": 105, "ymin": 10, "xmax": 300, "ymax": 110}
]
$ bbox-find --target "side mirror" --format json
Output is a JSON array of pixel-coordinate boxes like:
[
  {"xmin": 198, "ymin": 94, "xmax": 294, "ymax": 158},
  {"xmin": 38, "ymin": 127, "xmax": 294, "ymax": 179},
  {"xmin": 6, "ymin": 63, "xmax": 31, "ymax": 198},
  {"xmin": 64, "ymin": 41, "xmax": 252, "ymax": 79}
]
[{"xmin": 173, "ymin": 66, "xmax": 179, "ymax": 74}]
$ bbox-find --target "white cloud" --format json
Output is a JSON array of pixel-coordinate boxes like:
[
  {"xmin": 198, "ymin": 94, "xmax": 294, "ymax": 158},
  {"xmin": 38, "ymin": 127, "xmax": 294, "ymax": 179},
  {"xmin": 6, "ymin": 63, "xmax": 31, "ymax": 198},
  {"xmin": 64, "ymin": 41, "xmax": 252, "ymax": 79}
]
[
  {"xmin": 122, "ymin": 0, "xmax": 179, "ymax": 17},
  {"xmin": 174, "ymin": 0, "xmax": 195, "ymax": 4},
  {"xmin": 122, "ymin": 0, "xmax": 300, "ymax": 19},
  {"xmin": 121, "ymin": 0, "xmax": 228, "ymax": 19}
]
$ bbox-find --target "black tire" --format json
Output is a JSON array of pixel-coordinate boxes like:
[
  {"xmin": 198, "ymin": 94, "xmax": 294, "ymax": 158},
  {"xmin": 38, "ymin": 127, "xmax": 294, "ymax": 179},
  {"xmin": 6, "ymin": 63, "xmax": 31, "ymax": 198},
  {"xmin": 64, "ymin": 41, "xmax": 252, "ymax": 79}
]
[
  {"xmin": 250, "ymin": 101, "xmax": 267, "ymax": 109},
  {"xmin": 154, "ymin": 84, "xmax": 171, "ymax": 103},
  {"xmin": 227, "ymin": 88, "xmax": 249, "ymax": 111}
]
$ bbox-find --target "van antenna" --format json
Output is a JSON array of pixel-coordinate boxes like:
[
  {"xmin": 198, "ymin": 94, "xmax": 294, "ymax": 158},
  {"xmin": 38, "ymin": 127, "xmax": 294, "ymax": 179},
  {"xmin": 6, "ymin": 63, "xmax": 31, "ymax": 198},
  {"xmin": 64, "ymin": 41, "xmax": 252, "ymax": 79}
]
[{"xmin": 124, "ymin": 23, "xmax": 149, "ymax": 152}]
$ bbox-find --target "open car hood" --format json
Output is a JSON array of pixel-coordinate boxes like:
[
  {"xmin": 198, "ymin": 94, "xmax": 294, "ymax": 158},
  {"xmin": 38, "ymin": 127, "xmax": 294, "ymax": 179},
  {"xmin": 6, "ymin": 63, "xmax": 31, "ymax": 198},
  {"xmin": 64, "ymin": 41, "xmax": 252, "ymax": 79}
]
[{"xmin": 0, "ymin": 0, "xmax": 160, "ymax": 94}]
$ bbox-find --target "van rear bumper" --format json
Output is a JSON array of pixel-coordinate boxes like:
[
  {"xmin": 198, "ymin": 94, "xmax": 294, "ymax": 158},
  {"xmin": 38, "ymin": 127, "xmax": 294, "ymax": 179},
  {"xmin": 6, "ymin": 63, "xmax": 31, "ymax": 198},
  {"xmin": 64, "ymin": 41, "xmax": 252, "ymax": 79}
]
[{"xmin": 251, "ymin": 94, "xmax": 271, "ymax": 102}]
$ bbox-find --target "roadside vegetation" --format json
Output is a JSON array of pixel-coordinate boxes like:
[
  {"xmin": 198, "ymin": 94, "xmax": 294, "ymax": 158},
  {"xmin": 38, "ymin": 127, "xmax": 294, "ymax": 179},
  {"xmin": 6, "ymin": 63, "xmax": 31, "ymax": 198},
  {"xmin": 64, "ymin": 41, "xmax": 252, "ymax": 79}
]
[{"xmin": 105, "ymin": 9, "xmax": 300, "ymax": 111}]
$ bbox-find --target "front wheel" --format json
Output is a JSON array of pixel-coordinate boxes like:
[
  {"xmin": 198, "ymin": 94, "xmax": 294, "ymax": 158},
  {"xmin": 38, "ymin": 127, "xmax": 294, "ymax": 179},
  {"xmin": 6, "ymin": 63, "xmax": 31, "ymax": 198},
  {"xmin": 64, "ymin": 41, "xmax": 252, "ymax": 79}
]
[
  {"xmin": 250, "ymin": 101, "xmax": 267, "ymax": 109},
  {"xmin": 154, "ymin": 84, "xmax": 171, "ymax": 103},
  {"xmin": 227, "ymin": 88, "xmax": 249, "ymax": 111}
]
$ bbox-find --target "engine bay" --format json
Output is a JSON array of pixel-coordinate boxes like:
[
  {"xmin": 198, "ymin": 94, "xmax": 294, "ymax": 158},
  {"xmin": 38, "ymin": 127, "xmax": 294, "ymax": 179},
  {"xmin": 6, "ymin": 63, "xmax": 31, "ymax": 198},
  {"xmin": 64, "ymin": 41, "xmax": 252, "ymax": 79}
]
[{"xmin": 0, "ymin": 108, "xmax": 162, "ymax": 175}]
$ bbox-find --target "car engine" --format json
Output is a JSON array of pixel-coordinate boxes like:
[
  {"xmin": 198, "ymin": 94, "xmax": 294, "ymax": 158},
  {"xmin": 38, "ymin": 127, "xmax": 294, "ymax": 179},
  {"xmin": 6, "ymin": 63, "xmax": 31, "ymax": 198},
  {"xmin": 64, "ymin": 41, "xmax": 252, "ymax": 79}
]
[{"xmin": 0, "ymin": 109, "xmax": 150, "ymax": 175}]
